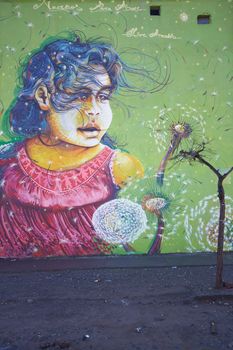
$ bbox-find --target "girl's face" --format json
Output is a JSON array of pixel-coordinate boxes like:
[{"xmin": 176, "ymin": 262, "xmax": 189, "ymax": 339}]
[{"xmin": 46, "ymin": 68, "xmax": 113, "ymax": 148}]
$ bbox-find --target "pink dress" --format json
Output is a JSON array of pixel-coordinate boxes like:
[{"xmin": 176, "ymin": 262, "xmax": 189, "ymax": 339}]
[{"xmin": 0, "ymin": 145, "xmax": 118, "ymax": 258}]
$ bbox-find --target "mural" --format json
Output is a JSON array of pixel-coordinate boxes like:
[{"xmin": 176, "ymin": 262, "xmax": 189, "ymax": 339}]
[{"xmin": 0, "ymin": 0, "xmax": 232, "ymax": 258}]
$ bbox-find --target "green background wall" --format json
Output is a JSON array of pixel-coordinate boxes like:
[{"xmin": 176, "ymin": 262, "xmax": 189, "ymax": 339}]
[{"xmin": 0, "ymin": 0, "xmax": 232, "ymax": 254}]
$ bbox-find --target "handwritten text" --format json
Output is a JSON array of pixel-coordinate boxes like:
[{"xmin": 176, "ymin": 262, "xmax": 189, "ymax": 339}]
[
  {"xmin": 123, "ymin": 28, "xmax": 181, "ymax": 40},
  {"xmin": 33, "ymin": 0, "xmax": 83, "ymax": 12}
]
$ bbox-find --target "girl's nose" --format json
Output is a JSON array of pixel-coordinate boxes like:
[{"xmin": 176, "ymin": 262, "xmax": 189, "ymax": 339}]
[{"xmin": 85, "ymin": 96, "xmax": 100, "ymax": 119}]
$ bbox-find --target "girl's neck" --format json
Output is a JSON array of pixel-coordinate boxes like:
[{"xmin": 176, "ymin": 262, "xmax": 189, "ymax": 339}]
[
  {"xmin": 37, "ymin": 134, "xmax": 90, "ymax": 153},
  {"xmin": 25, "ymin": 136, "xmax": 104, "ymax": 171}
]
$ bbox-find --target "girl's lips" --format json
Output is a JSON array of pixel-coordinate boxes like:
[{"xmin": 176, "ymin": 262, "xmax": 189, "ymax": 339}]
[
  {"xmin": 78, "ymin": 127, "xmax": 100, "ymax": 132},
  {"xmin": 77, "ymin": 127, "xmax": 100, "ymax": 138}
]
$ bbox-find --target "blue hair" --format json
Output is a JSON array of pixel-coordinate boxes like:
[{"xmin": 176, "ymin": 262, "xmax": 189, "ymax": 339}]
[
  {"xmin": 10, "ymin": 38, "xmax": 129, "ymax": 138},
  {"xmin": 0, "ymin": 36, "xmax": 169, "ymax": 158}
]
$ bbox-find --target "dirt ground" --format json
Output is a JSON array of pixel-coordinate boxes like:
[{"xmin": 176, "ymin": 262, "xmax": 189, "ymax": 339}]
[{"xmin": 0, "ymin": 263, "xmax": 233, "ymax": 350}]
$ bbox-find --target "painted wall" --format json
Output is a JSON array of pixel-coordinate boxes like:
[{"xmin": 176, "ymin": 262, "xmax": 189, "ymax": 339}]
[{"xmin": 0, "ymin": 0, "xmax": 232, "ymax": 257}]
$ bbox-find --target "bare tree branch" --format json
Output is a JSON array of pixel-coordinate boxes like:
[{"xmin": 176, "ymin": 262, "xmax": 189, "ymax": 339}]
[{"xmin": 222, "ymin": 167, "xmax": 233, "ymax": 179}]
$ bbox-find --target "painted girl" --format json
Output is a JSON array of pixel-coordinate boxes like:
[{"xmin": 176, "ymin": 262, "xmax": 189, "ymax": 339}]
[{"xmin": 0, "ymin": 37, "xmax": 164, "ymax": 258}]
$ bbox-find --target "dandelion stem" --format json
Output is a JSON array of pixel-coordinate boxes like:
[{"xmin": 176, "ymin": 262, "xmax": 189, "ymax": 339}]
[
  {"xmin": 122, "ymin": 242, "xmax": 135, "ymax": 252},
  {"xmin": 156, "ymin": 134, "xmax": 181, "ymax": 186},
  {"xmin": 148, "ymin": 215, "xmax": 164, "ymax": 255}
]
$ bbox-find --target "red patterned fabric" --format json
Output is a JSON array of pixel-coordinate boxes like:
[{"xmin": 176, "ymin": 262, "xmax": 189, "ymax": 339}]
[{"xmin": 0, "ymin": 145, "xmax": 117, "ymax": 258}]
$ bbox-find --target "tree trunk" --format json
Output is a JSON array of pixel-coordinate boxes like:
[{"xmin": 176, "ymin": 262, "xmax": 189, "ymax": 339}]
[{"xmin": 215, "ymin": 177, "xmax": 225, "ymax": 289}]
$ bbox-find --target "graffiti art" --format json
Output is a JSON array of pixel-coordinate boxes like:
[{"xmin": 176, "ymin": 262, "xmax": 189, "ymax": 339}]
[{"xmin": 0, "ymin": 0, "xmax": 232, "ymax": 258}]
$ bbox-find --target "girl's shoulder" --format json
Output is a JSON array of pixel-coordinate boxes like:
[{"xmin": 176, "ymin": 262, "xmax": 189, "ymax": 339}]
[{"xmin": 111, "ymin": 150, "xmax": 144, "ymax": 188}]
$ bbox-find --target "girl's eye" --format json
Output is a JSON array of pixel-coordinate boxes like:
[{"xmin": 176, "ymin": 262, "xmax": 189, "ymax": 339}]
[
  {"xmin": 80, "ymin": 95, "xmax": 87, "ymax": 102},
  {"xmin": 77, "ymin": 95, "xmax": 88, "ymax": 102},
  {"xmin": 98, "ymin": 94, "xmax": 110, "ymax": 102}
]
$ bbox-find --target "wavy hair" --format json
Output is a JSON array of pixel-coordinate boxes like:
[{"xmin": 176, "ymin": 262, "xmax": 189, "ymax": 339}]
[{"xmin": 0, "ymin": 36, "xmax": 169, "ymax": 156}]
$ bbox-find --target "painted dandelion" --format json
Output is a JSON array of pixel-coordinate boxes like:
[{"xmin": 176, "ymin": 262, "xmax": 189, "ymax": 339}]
[
  {"xmin": 120, "ymin": 170, "xmax": 187, "ymax": 253},
  {"xmin": 156, "ymin": 120, "xmax": 193, "ymax": 185},
  {"xmin": 142, "ymin": 194, "xmax": 170, "ymax": 216},
  {"xmin": 185, "ymin": 195, "xmax": 233, "ymax": 252},
  {"xmin": 143, "ymin": 108, "xmax": 197, "ymax": 253},
  {"xmin": 143, "ymin": 105, "xmax": 207, "ymax": 154},
  {"xmin": 92, "ymin": 199, "xmax": 147, "ymax": 245},
  {"xmin": 136, "ymin": 106, "xmax": 203, "ymax": 254},
  {"xmin": 170, "ymin": 122, "xmax": 192, "ymax": 139}
]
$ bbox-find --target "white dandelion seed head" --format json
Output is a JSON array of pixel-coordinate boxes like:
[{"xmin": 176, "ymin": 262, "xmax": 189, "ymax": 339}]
[
  {"xmin": 184, "ymin": 195, "xmax": 233, "ymax": 251},
  {"xmin": 211, "ymin": 91, "xmax": 218, "ymax": 96},
  {"xmin": 92, "ymin": 199, "xmax": 147, "ymax": 244},
  {"xmin": 146, "ymin": 104, "xmax": 208, "ymax": 152},
  {"xmin": 180, "ymin": 12, "xmax": 189, "ymax": 22}
]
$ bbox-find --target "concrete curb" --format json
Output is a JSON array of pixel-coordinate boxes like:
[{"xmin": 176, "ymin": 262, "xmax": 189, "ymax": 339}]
[{"xmin": 0, "ymin": 252, "xmax": 233, "ymax": 273}]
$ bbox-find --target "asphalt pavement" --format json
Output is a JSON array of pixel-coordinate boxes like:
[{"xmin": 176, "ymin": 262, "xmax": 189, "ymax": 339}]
[{"xmin": 0, "ymin": 253, "xmax": 233, "ymax": 350}]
